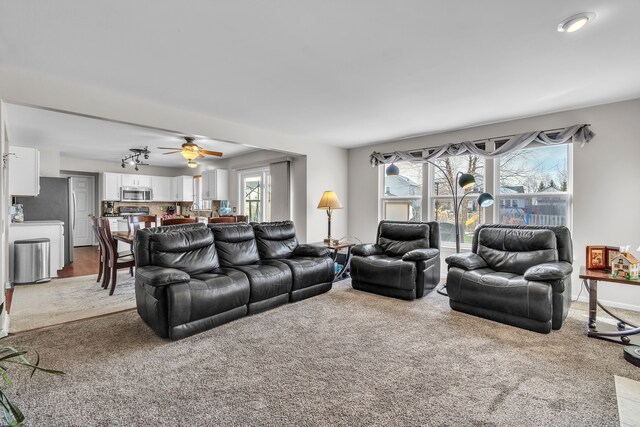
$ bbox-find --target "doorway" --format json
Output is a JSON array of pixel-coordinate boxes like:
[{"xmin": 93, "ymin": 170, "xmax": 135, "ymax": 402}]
[
  {"xmin": 239, "ymin": 168, "xmax": 271, "ymax": 223},
  {"xmin": 69, "ymin": 175, "xmax": 95, "ymax": 247}
]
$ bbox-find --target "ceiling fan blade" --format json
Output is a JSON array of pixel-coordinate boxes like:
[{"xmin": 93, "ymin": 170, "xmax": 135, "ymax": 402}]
[
  {"xmin": 162, "ymin": 151, "xmax": 182, "ymax": 155},
  {"xmin": 200, "ymin": 150, "xmax": 223, "ymax": 157},
  {"xmin": 157, "ymin": 147, "xmax": 183, "ymax": 150}
]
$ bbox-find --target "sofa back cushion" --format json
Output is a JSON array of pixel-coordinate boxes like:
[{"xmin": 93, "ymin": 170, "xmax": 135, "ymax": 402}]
[
  {"xmin": 134, "ymin": 222, "xmax": 208, "ymax": 267},
  {"xmin": 377, "ymin": 221, "xmax": 431, "ymax": 257},
  {"xmin": 208, "ymin": 223, "xmax": 261, "ymax": 266},
  {"xmin": 476, "ymin": 227, "xmax": 558, "ymax": 275},
  {"xmin": 252, "ymin": 221, "xmax": 298, "ymax": 260},
  {"xmin": 148, "ymin": 227, "xmax": 219, "ymax": 275}
]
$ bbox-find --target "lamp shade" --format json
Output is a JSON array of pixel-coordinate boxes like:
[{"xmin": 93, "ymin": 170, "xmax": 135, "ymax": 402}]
[
  {"xmin": 458, "ymin": 173, "xmax": 476, "ymax": 189},
  {"xmin": 181, "ymin": 150, "xmax": 199, "ymax": 160},
  {"xmin": 385, "ymin": 163, "xmax": 400, "ymax": 176},
  {"xmin": 478, "ymin": 192, "xmax": 494, "ymax": 208},
  {"xmin": 317, "ymin": 191, "xmax": 343, "ymax": 210}
]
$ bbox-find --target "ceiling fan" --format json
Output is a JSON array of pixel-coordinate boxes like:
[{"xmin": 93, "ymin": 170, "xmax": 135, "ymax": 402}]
[{"xmin": 157, "ymin": 137, "xmax": 223, "ymax": 168}]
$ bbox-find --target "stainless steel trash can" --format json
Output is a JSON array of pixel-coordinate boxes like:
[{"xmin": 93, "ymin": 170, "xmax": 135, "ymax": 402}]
[{"xmin": 14, "ymin": 238, "xmax": 51, "ymax": 284}]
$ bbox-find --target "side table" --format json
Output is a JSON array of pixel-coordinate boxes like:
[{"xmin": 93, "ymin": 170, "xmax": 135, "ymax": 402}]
[
  {"xmin": 579, "ymin": 266, "xmax": 640, "ymax": 367},
  {"xmin": 309, "ymin": 241, "xmax": 355, "ymax": 282}
]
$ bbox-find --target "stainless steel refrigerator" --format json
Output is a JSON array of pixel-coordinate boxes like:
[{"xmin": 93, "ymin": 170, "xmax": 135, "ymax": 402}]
[{"xmin": 15, "ymin": 177, "xmax": 74, "ymax": 265}]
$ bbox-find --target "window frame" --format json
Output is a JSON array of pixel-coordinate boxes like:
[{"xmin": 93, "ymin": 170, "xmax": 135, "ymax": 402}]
[{"xmin": 238, "ymin": 167, "xmax": 271, "ymax": 223}]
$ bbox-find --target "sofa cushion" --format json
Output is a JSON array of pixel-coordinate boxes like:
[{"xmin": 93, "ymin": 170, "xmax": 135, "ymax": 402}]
[
  {"xmin": 278, "ymin": 257, "xmax": 334, "ymax": 291},
  {"xmin": 209, "ymin": 223, "xmax": 261, "ymax": 266},
  {"xmin": 229, "ymin": 261, "xmax": 293, "ymax": 302},
  {"xmin": 252, "ymin": 221, "xmax": 298, "ymax": 260},
  {"xmin": 476, "ymin": 228, "xmax": 558, "ymax": 275},
  {"xmin": 377, "ymin": 222, "xmax": 431, "ymax": 257},
  {"xmin": 447, "ymin": 267, "xmax": 553, "ymax": 323},
  {"xmin": 148, "ymin": 227, "xmax": 219, "ymax": 275},
  {"xmin": 350, "ymin": 255, "xmax": 416, "ymax": 291}
]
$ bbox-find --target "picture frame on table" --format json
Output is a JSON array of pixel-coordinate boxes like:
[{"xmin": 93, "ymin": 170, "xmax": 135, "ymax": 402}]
[
  {"xmin": 605, "ymin": 246, "xmax": 621, "ymax": 270},
  {"xmin": 586, "ymin": 245, "xmax": 606, "ymax": 270}
]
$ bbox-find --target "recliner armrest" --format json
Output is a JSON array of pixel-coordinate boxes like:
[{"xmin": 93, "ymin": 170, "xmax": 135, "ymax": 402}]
[
  {"xmin": 293, "ymin": 244, "xmax": 332, "ymax": 258},
  {"xmin": 445, "ymin": 253, "xmax": 488, "ymax": 270},
  {"xmin": 136, "ymin": 266, "xmax": 190, "ymax": 287},
  {"xmin": 351, "ymin": 243, "xmax": 384, "ymax": 257},
  {"xmin": 402, "ymin": 248, "xmax": 439, "ymax": 261},
  {"xmin": 524, "ymin": 262, "xmax": 573, "ymax": 282}
]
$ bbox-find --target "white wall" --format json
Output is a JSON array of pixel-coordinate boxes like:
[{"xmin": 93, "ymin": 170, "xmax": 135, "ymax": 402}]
[
  {"xmin": 60, "ymin": 155, "xmax": 183, "ymax": 177},
  {"xmin": 348, "ymin": 98, "xmax": 640, "ymax": 311},
  {"xmin": 0, "ymin": 68, "xmax": 347, "ymax": 243},
  {"xmin": 38, "ymin": 149, "xmax": 61, "ymax": 177}
]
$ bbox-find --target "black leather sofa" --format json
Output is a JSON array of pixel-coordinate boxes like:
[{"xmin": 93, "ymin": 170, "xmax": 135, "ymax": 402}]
[
  {"xmin": 446, "ymin": 224, "xmax": 573, "ymax": 333},
  {"xmin": 350, "ymin": 220, "xmax": 441, "ymax": 300},
  {"xmin": 134, "ymin": 221, "xmax": 333, "ymax": 339}
]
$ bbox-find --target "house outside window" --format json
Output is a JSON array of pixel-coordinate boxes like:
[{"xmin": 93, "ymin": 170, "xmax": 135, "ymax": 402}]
[{"xmin": 380, "ymin": 161, "xmax": 422, "ymax": 222}]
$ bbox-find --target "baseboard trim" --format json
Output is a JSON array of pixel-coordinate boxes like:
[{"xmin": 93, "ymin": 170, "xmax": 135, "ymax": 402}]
[{"xmin": 574, "ymin": 295, "xmax": 640, "ymax": 313}]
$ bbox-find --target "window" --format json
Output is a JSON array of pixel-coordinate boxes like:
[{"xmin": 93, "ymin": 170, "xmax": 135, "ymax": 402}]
[
  {"xmin": 430, "ymin": 154, "xmax": 485, "ymax": 244},
  {"xmin": 380, "ymin": 161, "xmax": 422, "ymax": 222},
  {"xmin": 497, "ymin": 144, "xmax": 570, "ymax": 227},
  {"xmin": 239, "ymin": 168, "xmax": 271, "ymax": 222},
  {"xmin": 192, "ymin": 176, "xmax": 212, "ymax": 211}
]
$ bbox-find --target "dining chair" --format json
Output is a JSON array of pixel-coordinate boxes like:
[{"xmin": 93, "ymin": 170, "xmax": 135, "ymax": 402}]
[
  {"xmin": 98, "ymin": 218, "xmax": 135, "ymax": 296},
  {"xmin": 235, "ymin": 215, "xmax": 248, "ymax": 223},
  {"xmin": 127, "ymin": 215, "xmax": 157, "ymax": 234},
  {"xmin": 161, "ymin": 217, "xmax": 197, "ymax": 226},
  {"xmin": 91, "ymin": 216, "xmax": 109, "ymax": 285}
]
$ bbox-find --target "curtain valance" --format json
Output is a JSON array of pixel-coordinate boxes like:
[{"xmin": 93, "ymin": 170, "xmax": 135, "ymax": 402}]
[{"xmin": 370, "ymin": 124, "xmax": 594, "ymax": 167}]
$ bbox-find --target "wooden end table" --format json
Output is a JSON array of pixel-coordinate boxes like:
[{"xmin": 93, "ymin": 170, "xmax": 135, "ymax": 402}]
[
  {"xmin": 579, "ymin": 266, "xmax": 640, "ymax": 345},
  {"xmin": 309, "ymin": 241, "xmax": 355, "ymax": 281}
]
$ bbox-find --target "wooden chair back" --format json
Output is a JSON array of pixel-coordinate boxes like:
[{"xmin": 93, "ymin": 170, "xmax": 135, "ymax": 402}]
[
  {"xmin": 209, "ymin": 217, "xmax": 236, "ymax": 223},
  {"xmin": 235, "ymin": 215, "xmax": 248, "ymax": 223},
  {"xmin": 92, "ymin": 217, "xmax": 108, "ymax": 255},
  {"xmin": 127, "ymin": 215, "xmax": 157, "ymax": 233},
  {"xmin": 97, "ymin": 218, "xmax": 118, "ymax": 261},
  {"xmin": 161, "ymin": 217, "xmax": 197, "ymax": 226}
]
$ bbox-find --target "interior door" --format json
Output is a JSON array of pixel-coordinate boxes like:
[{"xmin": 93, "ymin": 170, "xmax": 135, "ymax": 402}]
[
  {"xmin": 0, "ymin": 100, "xmax": 10, "ymax": 337},
  {"xmin": 71, "ymin": 176, "xmax": 95, "ymax": 247}
]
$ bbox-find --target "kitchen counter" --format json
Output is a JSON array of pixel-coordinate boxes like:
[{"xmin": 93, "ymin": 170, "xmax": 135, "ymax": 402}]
[{"xmin": 10, "ymin": 220, "xmax": 65, "ymax": 226}]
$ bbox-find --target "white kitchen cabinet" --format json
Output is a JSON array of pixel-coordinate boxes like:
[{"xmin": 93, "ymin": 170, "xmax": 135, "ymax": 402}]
[
  {"xmin": 121, "ymin": 174, "xmax": 152, "ymax": 188},
  {"xmin": 173, "ymin": 176, "xmax": 194, "ymax": 202},
  {"xmin": 9, "ymin": 220, "xmax": 64, "ymax": 280},
  {"xmin": 202, "ymin": 169, "xmax": 228, "ymax": 200},
  {"xmin": 100, "ymin": 172, "xmax": 122, "ymax": 201},
  {"xmin": 151, "ymin": 176, "xmax": 173, "ymax": 201},
  {"xmin": 9, "ymin": 146, "xmax": 40, "ymax": 197}
]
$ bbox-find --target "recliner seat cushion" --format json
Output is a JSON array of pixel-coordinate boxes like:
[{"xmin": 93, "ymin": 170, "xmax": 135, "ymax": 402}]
[
  {"xmin": 252, "ymin": 221, "xmax": 299, "ymax": 260},
  {"xmin": 229, "ymin": 261, "xmax": 293, "ymax": 302},
  {"xmin": 209, "ymin": 223, "xmax": 261, "ymax": 266},
  {"xmin": 378, "ymin": 222, "xmax": 430, "ymax": 256},
  {"xmin": 350, "ymin": 255, "xmax": 416, "ymax": 291},
  {"xmin": 476, "ymin": 228, "xmax": 558, "ymax": 275},
  {"xmin": 278, "ymin": 257, "xmax": 334, "ymax": 291},
  {"xmin": 447, "ymin": 267, "xmax": 552, "ymax": 323},
  {"xmin": 148, "ymin": 228, "xmax": 219, "ymax": 275},
  {"xmin": 167, "ymin": 268, "xmax": 250, "ymax": 327}
]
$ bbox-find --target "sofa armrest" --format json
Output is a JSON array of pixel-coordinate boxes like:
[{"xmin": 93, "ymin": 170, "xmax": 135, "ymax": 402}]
[
  {"xmin": 351, "ymin": 243, "xmax": 384, "ymax": 257},
  {"xmin": 402, "ymin": 248, "xmax": 440, "ymax": 261},
  {"xmin": 524, "ymin": 262, "xmax": 573, "ymax": 282},
  {"xmin": 136, "ymin": 266, "xmax": 190, "ymax": 287},
  {"xmin": 445, "ymin": 253, "xmax": 488, "ymax": 270},
  {"xmin": 293, "ymin": 244, "xmax": 332, "ymax": 258}
]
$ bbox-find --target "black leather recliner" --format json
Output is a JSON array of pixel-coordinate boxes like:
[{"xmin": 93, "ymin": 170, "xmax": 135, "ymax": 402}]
[
  {"xmin": 350, "ymin": 221, "xmax": 441, "ymax": 300},
  {"xmin": 134, "ymin": 223, "xmax": 250, "ymax": 340},
  {"xmin": 446, "ymin": 224, "xmax": 573, "ymax": 333},
  {"xmin": 251, "ymin": 221, "xmax": 334, "ymax": 302}
]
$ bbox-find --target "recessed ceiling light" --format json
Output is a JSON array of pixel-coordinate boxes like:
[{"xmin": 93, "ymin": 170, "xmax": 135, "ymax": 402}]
[{"xmin": 557, "ymin": 12, "xmax": 596, "ymax": 33}]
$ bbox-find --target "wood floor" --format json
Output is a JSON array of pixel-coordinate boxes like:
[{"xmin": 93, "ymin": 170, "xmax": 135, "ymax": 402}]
[{"xmin": 57, "ymin": 246, "xmax": 101, "ymax": 278}]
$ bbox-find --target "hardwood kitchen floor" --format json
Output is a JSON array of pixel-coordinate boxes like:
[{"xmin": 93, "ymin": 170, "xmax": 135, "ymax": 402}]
[{"xmin": 57, "ymin": 246, "xmax": 101, "ymax": 278}]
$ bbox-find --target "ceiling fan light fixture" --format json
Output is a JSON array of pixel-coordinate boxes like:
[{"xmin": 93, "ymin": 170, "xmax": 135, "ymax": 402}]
[
  {"xmin": 187, "ymin": 160, "xmax": 198, "ymax": 169},
  {"xmin": 181, "ymin": 150, "xmax": 199, "ymax": 160},
  {"xmin": 557, "ymin": 12, "xmax": 596, "ymax": 33}
]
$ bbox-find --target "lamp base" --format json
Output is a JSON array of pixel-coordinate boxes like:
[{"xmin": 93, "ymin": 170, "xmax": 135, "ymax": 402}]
[{"xmin": 323, "ymin": 238, "xmax": 339, "ymax": 246}]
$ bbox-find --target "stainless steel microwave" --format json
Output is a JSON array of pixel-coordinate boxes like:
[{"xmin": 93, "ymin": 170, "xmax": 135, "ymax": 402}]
[{"xmin": 121, "ymin": 187, "xmax": 152, "ymax": 202}]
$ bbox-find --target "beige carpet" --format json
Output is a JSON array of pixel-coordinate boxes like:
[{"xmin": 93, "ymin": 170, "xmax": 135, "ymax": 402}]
[
  {"xmin": 9, "ymin": 272, "xmax": 136, "ymax": 333},
  {"xmin": 4, "ymin": 280, "xmax": 640, "ymax": 426}
]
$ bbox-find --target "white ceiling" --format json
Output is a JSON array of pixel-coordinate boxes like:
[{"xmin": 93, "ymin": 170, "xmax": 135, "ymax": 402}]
[
  {"xmin": 1, "ymin": 1, "xmax": 639, "ymax": 148},
  {"xmin": 5, "ymin": 104, "xmax": 258, "ymax": 168}
]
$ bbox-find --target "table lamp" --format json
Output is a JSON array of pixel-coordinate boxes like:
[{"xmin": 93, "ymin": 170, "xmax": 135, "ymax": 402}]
[{"xmin": 317, "ymin": 191, "xmax": 343, "ymax": 245}]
